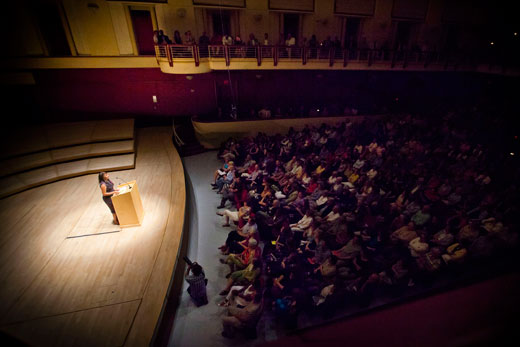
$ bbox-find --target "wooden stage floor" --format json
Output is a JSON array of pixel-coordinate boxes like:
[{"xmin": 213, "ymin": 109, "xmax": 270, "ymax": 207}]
[{"xmin": 0, "ymin": 127, "xmax": 185, "ymax": 346}]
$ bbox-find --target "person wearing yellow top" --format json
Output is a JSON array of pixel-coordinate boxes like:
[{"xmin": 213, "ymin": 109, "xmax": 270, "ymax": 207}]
[{"xmin": 314, "ymin": 163, "xmax": 326, "ymax": 175}]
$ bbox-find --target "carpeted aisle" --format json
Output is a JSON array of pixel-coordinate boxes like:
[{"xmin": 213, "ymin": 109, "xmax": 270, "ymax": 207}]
[{"xmin": 168, "ymin": 151, "xmax": 270, "ymax": 347}]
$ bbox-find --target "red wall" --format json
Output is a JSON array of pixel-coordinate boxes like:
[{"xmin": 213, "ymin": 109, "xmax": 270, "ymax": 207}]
[
  {"xmin": 18, "ymin": 68, "xmax": 506, "ymax": 123},
  {"xmin": 32, "ymin": 69, "xmax": 217, "ymax": 118}
]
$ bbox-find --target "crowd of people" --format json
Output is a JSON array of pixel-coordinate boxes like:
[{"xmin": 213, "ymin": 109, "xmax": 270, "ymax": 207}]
[
  {"xmin": 209, "ymin": 106, "xmax": 519, "ymax": 337},
  {"xmin": 154, "ymin": 29, "xmax": 343, "ymax": 48}
]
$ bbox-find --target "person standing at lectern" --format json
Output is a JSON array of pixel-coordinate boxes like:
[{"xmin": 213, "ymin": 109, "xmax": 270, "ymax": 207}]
[{"xmin": 98, "ymin": 172, "xmax": 119, "ymax": 225}]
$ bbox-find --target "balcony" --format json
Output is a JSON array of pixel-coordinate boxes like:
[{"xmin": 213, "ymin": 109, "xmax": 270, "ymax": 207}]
[{"xmin": 155, "ymin": 44, "xmax": 518, "ymax": 75}]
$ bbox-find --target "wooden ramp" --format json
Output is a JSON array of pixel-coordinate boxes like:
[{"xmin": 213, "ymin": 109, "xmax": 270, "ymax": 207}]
[
  {"xmin": 0, "ymin": 119, "xmax": 136, "ymax": 199},
  {"xmin": 0, "ymin": 127, "xmax": 186, "ymax": 346},
  {"xmin": 0, "ymin": 119, "xmax": 134, "ymax": 159},
  {"xmin": 0, "ymin": 153, "xmax": 136, "ymax": 198},
  {"xmin": 0, "ymin": 140, "xmax": 135, "ymax": 177}
]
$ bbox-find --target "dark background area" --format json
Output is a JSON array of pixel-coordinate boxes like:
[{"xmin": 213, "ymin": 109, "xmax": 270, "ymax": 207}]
[{"xmin": 1, "ymin": 69, "xmax": 517, "ymax": 127}]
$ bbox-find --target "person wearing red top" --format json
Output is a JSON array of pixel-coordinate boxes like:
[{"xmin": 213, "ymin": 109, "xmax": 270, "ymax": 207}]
[
  {"xmin": 306, "ymin": 179, "xmax": 318, "ymax": 194},
  {"xmin": 222, "ymin": 238, "xmax": 261, "ymax": 274}
]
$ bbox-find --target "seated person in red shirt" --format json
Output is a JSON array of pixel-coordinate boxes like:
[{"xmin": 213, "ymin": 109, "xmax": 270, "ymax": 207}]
[{"xmin": 221, "ymin": 238, "xmax": 261, "ymax": 275}]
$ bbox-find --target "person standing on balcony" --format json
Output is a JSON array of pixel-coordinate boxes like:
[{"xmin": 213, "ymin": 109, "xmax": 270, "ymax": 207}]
[
  {"xmin": 263, "ymin": 33, "xmax": 269, "ymax": 45},
  {"xmin": 173, "ymin": 30, "xmax": 183, "ymax": 44},
  {"xmin": 248, "ymin": 34, "xmax": 258, "ymax": 46},
  {"xmin": 247, "ymin": 34, "xmax": 258, "ymax": 58},
  {"xmin": 223, "ymin": 34, "xmax": 233, "ymax": 46},
  {"xmin": 199, "ymin": 32, "xmax": 210, "ymax": 57},
  {"xmin": 309, "ymin": 34, "xmax": 318, "ymax": 59},
  {"xmin": 285, "ymin": 33, "xmax": 296, "ymax": 58},
  {"xmin": 185, "ymin": 31, "xmax": 195, "ymax": 45},
  {"xmin": 211, "ymin": 33, "xmax": 223, "ymax": 56},
  {"xmin": 199, "ymin": 32, "xmax": 210, "ymax": 46},
  {"xmin": 235, "ymin": 35, "xmax": 245, "ymax": 57},
  {"xmin": 285, "ymin": 33, "xmax": 296, "ymax": 46}
]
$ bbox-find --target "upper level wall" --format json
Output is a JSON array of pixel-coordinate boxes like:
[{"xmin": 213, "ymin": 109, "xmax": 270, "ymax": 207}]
[
  {"xmin": 62, "ymin": 0, "xmax": 120, "ymax": 56},
  {"xmin": 5, "ymin": 0, "xmax": 493, "ymax": 61}
]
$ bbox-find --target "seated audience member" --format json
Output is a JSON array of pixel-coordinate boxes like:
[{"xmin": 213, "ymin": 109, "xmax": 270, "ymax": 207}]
[
  {"xmin": 332, "ymin": 235, "xmax": 361, "ymax": 260},
  {"xmin": 217, "ymin": 200, "xmax": 251, "ymax": 227},
  {"xmin": 220, "ymin": 279, "xmax": 262, "ymax": 307},
  {"xmin": 221, "ymin": 293, "xmax": 263, "ymax": 339},
  {"xmin": 409, "ymin": 233, "xmax": 429, "ymax": 257},
  {"xmin": 290, "ymin": 209, "xmax": 313, "ymax": 232},
  {"xmin": 258, "ymin": 106, "xmax": 272, "ymax": 119},
  {"xmin": 442, "ymin": 243, "xmax": 467, "ymax": 264},
  {"xmin": 390, "ymin": 222, "xmax": 418, "ymax": 244},
  {"xmin": 219, "ymin": 260, "xmax": 263, "ymax": 296},
  {"xmin": 221, "ymin": 238, "xmax": 261, "ymax": 274},
  {"xmin": 411, "ymin": 205, "xmax": 431, "ymax": 227}
]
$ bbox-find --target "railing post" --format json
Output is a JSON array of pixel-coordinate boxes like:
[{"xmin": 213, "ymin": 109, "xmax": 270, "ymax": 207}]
[
  {"xmin": 166, "ymin": 44, "xmax": 173, "ymax": 67},
  {"xmin": 403, "ymin": 50, "xmax": 408, "ymax": 68},
  {"xmin": 329, "ymin": 48, "xmax": 334, "ymax": 67},
  {"xmin": 193, "ymin": 45, "xmax": 200, "ymax": 67},
  {"xmin": 274, "ymin": 46, "xmax": 278, "ymax": 66},
  {"xmin": 302, "ymin": 46, "xmax": 307, "ymax": 65},
  {"xmin": 424, "ymin": 51, "xmax": 430, "ymax": 68},
  {"xmin": 343, "ymin": 49, "xmax": 348, "ymax": 67},
  {"xmin": 256, "ymin": 45, "xmax": 261, "ymax": 66},
  {"xmin": 391, "ymin": 50, "xmax": 396, "ymax": 68},
  {"xmin": 224, "ymin": 45, "xmax": 230, "ymax": 66},
  {"xmin": 368, "ymin": 50, "xmax": 373, "ymax": 67}
]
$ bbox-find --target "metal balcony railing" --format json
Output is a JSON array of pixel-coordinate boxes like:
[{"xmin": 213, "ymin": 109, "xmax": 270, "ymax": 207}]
[{"xmin": 155, "ymin": 44, "xmax": 512, "ymax": 71}]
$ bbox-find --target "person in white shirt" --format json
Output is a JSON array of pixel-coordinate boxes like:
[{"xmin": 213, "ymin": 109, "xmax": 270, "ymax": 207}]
[
  {"xmin": 325, "ymin": 205, "xmax": 341, "ymax": 223},
  {"xmin": 222, "ymin": 34, "xmax": 233, "ymax": 45},
  {"xmin": 290, "ymin": 209, "xmax": 313, "ymax": 232},
  {"xmin": 285, "ymin": 33, "xmax": 296, "ymax": 46}
]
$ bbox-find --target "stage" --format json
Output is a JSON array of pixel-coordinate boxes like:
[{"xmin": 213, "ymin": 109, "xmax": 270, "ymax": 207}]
[{"xmin": 0, "ymin": 127, "xmax": 185, "ymax": 346}]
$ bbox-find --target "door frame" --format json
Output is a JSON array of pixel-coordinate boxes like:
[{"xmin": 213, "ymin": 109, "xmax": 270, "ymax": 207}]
[{"xmin": 125, "ymin": 5, "xmax": 158, "ymax": 56}]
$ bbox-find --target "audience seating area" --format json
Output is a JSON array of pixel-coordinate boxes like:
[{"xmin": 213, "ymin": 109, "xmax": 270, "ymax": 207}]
[
  {"xmin": 0, "ymin": 119, "xmax": 135, "ymax": 198},
  {"xmin": 210, "ymin": 106, "xmax": 519, "ymax": 336}
]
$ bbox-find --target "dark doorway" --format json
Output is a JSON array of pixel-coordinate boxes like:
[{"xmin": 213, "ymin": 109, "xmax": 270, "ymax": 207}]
[
  {"xmin": 34, "ymin": 2, "xmax": 71, "ymax": 56},
  {"xmin": 212, "ymin": 12, "xmax": 231, "ymax": 36},
  {"xmin": 215, "ymin": 78, "xmax": 238, "ymax": 118},
  {"xmin": 283, "ymin": 13, "xmax": 299, "ymax": 42},
  {"xmin": 344, "ymin": 17, "xmax": 361, "ymax": 49},
  {"xmin": 443, "ymin": 24, "xmax": 459, "ymax": 52},
  {"xmin": 130, "ymin": 9, "xmax": 155, "ymax": 55},
  {"xmin": 394, "ymin": 21, "xmax": 413, "ymax": 50}
]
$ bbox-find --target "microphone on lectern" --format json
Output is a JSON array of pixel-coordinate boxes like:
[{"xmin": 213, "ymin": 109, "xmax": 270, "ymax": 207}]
[{"xmin": 115, "ymin": 176, "xmax": 132, "ymax": 190}]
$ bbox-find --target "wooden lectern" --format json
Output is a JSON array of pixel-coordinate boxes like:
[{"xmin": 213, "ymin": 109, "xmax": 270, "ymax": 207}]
[{"xmin": 111, "ymin": 180, "xmax": 144, "ymax": 228}]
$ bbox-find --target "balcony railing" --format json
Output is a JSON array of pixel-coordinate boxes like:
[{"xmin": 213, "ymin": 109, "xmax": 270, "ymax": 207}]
[{"xmin": 155, "ymin": 44, "xmax": 510, "ymax": 71}]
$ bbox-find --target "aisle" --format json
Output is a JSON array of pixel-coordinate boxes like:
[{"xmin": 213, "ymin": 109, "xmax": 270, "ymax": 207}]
[{"xmin": 169, "ymin": 151, "xmax": 268, "ymax": 347}]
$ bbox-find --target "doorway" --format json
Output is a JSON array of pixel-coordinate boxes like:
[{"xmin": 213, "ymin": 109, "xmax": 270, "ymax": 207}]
[
  {"xmin": 443, "ymin": 23, "xmax": 459, "ymax": 52},
  {"xmin": 283, "ymin": 13, "xmax": 299, "ymax": 43},
  {"xmin": 344, "ymin": 17, "xmax": 361, "ymax": 49},
  {"xmin": 34, "ymin": 2, "xmax": 71, "ymax": 56},
  {"xmin": 394, "ymin": 21, "xmax": 413, "ymax": 50},
  {"xmin": 212, "ymin": 11, "xmax": 231, "ymax": 36},
  {"xmin": 130, "ymin": 9, "xmax": 155, "ymax": 55}
]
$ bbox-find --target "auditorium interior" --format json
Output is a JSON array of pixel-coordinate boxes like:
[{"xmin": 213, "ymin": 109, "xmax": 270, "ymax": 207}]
[{"xmin": 1, "ymin": 0, "xmax": 519, "ymax": 346}]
